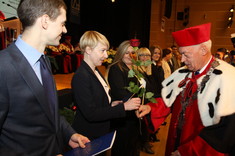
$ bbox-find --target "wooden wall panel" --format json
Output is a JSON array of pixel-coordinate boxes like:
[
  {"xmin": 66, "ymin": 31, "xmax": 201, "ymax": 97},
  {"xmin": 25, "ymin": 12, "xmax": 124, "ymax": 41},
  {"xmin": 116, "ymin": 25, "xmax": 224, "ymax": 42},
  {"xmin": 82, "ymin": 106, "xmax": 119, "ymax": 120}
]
[{"xmin": 150, "ymin": 0, "xmax": 235, "ymax": 53}]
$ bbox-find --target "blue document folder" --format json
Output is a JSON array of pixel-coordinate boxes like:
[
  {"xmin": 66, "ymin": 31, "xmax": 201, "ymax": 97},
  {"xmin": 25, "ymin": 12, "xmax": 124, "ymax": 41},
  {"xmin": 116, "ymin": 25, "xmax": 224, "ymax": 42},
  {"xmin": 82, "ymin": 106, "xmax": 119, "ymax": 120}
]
[{"xmin": 64, "ymin": 131, "xmax": 116, "ymax": 156}]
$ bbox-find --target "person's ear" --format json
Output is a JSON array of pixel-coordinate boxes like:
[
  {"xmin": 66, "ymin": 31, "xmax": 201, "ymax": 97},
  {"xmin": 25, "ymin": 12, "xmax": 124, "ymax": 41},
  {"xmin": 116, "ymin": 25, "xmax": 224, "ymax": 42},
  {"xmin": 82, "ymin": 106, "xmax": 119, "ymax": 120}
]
[
  {"xmin": 41, "ymin": 14, "xmax": 50, "ymax": 29},
  {"xmin": 85, "ymin": 46, "xmax": 92, "ymax": 55},
  {"xmin": 200, "ymin": 44, "xmax": 208, "ymax": 56}
]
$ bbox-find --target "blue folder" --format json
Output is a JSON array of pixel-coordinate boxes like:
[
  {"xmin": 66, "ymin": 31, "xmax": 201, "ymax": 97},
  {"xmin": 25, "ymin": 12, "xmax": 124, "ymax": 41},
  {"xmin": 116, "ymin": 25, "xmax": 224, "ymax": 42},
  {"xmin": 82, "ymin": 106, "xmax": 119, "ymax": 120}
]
[{"xmin": 64, "ymin": 131, "xmax": 116, "ymax": 156}]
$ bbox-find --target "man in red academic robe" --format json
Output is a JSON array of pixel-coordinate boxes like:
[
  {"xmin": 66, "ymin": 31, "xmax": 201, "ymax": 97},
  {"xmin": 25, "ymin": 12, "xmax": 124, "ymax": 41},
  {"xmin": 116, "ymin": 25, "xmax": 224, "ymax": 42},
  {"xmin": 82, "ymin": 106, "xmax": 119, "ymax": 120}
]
[{"xmin": 161, "ymin": 23, "xmax": 235, "ymax": 156}]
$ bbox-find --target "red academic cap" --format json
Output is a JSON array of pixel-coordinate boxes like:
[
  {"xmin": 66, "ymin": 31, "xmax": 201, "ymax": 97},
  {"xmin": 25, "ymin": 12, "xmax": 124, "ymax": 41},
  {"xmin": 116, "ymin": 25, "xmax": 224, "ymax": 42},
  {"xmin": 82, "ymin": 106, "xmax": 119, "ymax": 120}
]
[{"xmin": 172, "ymin": 23, "xmax": 211, "ymax": 47}]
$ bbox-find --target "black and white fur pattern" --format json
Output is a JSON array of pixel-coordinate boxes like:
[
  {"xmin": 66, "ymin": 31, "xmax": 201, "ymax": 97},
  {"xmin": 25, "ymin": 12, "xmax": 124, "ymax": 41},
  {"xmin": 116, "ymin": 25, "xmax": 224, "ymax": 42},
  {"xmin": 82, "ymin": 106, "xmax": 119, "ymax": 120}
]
[{"xmin": 161, "ymin": 59, "xmax": 235, "ymax": 126}]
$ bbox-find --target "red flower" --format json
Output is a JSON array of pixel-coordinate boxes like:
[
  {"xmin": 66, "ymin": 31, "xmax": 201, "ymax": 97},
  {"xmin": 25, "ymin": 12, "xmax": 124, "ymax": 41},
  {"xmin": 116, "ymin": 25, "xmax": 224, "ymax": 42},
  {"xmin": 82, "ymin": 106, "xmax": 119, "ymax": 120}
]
[
  {"xmin": 71, "ymin": 105, "xmax": 77, "ymax": 111},
  {"xmin": 130, "ymin": 39, "xmax": 140, "ymax": 47}
]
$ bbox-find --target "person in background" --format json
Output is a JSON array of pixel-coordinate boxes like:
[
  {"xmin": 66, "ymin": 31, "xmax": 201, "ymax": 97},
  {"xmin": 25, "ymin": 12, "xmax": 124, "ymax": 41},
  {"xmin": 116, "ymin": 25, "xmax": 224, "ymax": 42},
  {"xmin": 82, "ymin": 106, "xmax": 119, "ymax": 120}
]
[
  {"xmin": 161, "ymin": 48, "xmax": 173, "ymax": 79},
  {"xmin": 136, "ymin": 47, "xmax": 154, "ymax": 155},
  {"xmin": 59, "ymin": 35, "xmax": 75, "ymax": 54},
  {"xmin": 161, "ymin": 23, "xmax": 235, "ymax": 156},
  {"xmin": 58, "ymin": 35, "xmax": 74, "ymax": 73},
  {"xmin": 175, "ymin": 50, "xmax": 184, "ymax": 67},
  {"xmin": 171, "ymin": 45, "xmax": 181, "ymax": 71},
  {"xmin": 74, "ymin": 42, "xmax": 82, "ymax": 54},
  {"xmin": 149, "ymin": 45, "xmax": 165, "ymax": 93},
  {"xmin": 230, "ymin": 50, "xmax": 235, "ymax": 66},
  {"xmin": 71, "ymin": 31, "xmax": 141, "ymax": 148},
  {"xmin": 215, "ymin": 47, "xmax": 227, "ymax": 60},
  {"xmin": 73, "ymin": 42, "xmax": 84, "ymax": 68},
  {"xmin": 149, "ymin": 45, "xmax": 166, "ymax": 142},
  {"xmin": 136, "ymin": 47, "xmax": 167, "ymax": 155},
  {"xmin": 0, "ymin": 0, "xmax": 90, "ymax": 155},
  {"xmin": 166, "ymin": 47, "xmax": 175, "ymax": 73},
  {"xmin": 59, "ymin": 35, "xmax": 83, "ymax": 72},
  {"xmin": 107, "ymin": 41, "xmax": 164, "ymax": 156},
  {"xmin": 45, "ymin": 45, "xmax": 60, "ymax": 74}
]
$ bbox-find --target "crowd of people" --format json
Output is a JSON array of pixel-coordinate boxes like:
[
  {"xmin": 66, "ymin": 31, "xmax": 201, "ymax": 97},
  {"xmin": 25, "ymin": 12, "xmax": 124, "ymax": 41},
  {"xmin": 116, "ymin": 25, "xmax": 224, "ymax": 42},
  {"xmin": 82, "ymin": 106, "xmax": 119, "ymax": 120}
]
[
  {"xmin": 45, "ymin": 35, "xmax": 83, "ymax": 74},
  {"xmin": 1, "ymin": 0, "xmax": 235, "ymax": 156},
  {"xmin": 214, "ymin": 47, "xmax": 235, "ymax": 66}
]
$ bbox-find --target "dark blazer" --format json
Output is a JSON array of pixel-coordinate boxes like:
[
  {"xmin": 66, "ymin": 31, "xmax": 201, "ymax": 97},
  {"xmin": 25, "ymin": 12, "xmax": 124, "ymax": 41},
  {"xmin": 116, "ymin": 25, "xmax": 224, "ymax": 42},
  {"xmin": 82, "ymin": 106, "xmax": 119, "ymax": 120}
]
[
  {"xmin": 108, "ymin": 63, "xmax": 140, "ymax": 156},
  {"xmin": 150, "ymin": 64, "xmax": 165, "ymax": 97},
  {"xmin": 0, "ymin": 43, "xmax": 75, "ymax": 156},
  {"xmin": 108, "ymin": 63, "xmax": 139, "ymax": 126},
  {"xmin": 71, "ymin": 61, "xmax": 126, "ymax": 140}
]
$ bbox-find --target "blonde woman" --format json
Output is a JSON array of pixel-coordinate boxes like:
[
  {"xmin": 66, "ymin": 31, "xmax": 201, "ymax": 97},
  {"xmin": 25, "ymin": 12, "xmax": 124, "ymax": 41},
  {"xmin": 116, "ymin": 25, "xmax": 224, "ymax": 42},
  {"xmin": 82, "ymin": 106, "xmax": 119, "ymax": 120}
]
[
  {"xmin": 136, "ymin": 47, "xmax": 152, "ymax": 75},
  {"xmin": 108, "ymin": 41, "xmax": 152, "ymax": 156},
  {"xmin": 136, "ymin": 47, "xmax": 171, "ymax": 152},
  {"xmin": 71, "ymin": 32, "xmax": 141, "ymax": 143},
  {"xmin": 149, "ymin": 45, "xmax": 165, "ymax": 93}
]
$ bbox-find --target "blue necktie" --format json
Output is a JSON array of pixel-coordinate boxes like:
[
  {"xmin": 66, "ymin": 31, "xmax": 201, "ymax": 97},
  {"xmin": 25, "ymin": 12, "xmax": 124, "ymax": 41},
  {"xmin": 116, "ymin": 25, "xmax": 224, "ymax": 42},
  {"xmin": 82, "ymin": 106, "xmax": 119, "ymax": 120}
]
[
  {"xmin": 39, "ymin": 55, "xmax": 56, "ymax": 117},
  {"xmin": 195, "ymin": 71, "xmax": 200, "ymax": 75}
]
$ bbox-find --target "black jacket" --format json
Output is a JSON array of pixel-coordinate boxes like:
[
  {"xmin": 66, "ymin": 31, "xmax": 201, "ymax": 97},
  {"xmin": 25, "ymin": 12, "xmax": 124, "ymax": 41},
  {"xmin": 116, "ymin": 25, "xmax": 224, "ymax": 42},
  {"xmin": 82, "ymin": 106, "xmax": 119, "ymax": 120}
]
[{"xmin": 72, "ymin": 61, "xmax": 126, "ymax": 140}]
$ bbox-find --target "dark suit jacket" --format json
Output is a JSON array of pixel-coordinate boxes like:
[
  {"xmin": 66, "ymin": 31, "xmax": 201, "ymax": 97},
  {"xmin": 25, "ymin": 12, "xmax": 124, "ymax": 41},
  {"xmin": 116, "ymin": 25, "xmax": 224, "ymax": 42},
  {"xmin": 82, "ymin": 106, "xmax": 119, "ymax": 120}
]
[
  {"xmin": 0, "ymin": 43, "xmax": 75, "ymax": 156},
  {"xmin": 71, "ymin": 61, "xmax": 126, "ymax": 140},
  {"xmin": 150, "ymin": 64, "xmax": 164, "ymax": 97},
  {"xmin": 107, "ymin": 63, "xmax": 139, "ymax": 127}
]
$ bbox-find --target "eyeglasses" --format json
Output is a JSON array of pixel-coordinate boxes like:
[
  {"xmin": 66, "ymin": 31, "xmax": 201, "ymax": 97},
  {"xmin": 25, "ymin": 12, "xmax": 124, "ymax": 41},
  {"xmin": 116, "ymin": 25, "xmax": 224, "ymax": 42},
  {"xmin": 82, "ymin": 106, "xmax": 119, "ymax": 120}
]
[
  {"xmin": 139, "ymin": 54, "xmax": 151, "ymax": 57},
  {"xmin": 126, "ymin": 51, "xmax": 135, "ymax": 54}
]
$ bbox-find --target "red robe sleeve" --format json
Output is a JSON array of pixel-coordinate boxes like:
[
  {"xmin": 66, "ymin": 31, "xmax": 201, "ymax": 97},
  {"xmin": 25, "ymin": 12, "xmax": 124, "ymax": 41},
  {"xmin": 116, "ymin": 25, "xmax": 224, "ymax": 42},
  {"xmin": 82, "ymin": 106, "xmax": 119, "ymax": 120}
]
[
  {"xmin": 146, "ymin": 97, "xmax": 170, "ymax": 132},
  {"xmin": 178, "ymin": 135, "xmax": 228, "ymax": 156}
]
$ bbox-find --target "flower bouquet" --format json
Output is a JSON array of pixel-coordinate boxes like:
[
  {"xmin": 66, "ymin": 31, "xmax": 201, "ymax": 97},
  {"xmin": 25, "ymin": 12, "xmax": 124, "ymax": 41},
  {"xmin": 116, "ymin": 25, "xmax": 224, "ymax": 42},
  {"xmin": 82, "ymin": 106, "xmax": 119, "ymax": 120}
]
[{"xmin": 102, "ymin": 49, "xmax": 117, "ymax": 68}]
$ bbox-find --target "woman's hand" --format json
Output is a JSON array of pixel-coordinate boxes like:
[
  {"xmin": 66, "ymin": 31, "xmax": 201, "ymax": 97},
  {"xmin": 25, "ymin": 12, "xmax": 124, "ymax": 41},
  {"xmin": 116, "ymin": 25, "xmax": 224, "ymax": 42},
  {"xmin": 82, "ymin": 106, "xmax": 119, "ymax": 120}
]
[
  {"xmin": 123, "ymin": 97, "xmax": 141, "ymax": 111},
  {"xmin": 111, "ymin": 100, "xmax": 123, "ymax": 107}
]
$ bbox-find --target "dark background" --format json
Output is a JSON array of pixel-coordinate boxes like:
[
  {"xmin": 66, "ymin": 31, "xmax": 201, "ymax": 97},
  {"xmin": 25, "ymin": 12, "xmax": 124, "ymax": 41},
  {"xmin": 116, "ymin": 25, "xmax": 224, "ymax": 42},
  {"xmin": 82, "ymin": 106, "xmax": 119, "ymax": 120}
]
[{"xmin": 64, "ymin": 0, "xmax": 151, "ymax": 48}]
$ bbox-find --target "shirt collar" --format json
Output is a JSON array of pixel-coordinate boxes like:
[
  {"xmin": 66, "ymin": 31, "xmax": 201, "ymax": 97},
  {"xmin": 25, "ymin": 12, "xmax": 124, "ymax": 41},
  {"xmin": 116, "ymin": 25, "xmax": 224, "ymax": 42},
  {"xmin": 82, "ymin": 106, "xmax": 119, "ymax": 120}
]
[
  {"xmin": 15, "ymin": 35, "xmax": 43, "ymax": 66},
  {"xmin": 198, "ymin": 56, "xmax": 212, "ymax": 74}
]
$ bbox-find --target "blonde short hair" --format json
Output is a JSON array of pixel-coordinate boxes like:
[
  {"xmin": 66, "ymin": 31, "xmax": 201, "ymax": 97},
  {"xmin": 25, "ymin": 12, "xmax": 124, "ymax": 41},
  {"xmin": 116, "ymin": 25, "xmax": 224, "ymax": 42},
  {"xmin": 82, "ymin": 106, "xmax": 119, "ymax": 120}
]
[
  {"xmin": 79, "ymin": 31, "xmax": 109, "ymax": 52},
  {"xmin": 136, "ymin": 47, "xmax": 151, "ymax": 59},
  {"xmin": 136, "ymin": 47, "xmax": 152, "ymax": 75}
]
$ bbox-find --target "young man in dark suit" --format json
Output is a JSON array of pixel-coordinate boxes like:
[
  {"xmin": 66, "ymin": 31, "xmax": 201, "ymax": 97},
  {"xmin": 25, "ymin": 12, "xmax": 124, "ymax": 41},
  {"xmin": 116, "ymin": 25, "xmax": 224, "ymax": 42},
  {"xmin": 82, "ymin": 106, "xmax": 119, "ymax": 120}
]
[{"xmin": 0, "ymin": 0, "xmax": 89, "ymax": 155}]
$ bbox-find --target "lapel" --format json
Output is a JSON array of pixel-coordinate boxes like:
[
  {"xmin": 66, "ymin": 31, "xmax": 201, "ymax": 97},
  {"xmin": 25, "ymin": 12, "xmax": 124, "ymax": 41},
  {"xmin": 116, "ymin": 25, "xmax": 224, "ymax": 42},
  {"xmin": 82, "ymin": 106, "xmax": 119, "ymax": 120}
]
[
  {"xmin": 81, "ymin": 61, "xmax": 109, "ymax": 97},
  {"xmin": 81, "ymin": 61, "xmax": 102, "ymax": 82},
  {"xmin": 8, "ymin": 43, "xmax": 56, "ymax": 125}
]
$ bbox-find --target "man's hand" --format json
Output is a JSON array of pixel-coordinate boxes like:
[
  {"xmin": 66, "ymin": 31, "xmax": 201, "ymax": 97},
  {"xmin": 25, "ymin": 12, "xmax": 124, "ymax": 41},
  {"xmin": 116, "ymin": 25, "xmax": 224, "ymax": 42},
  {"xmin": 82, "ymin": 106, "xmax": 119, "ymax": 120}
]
[
  {"xmin": 136, "ymin": 104, "xmax": 151, "ymax": 118},
  {"xmin": 69, "ymin": 133, "xmax": 90, "ymax": 148},
  {"xmin": 171, "ymin": 150, "xmax": 181, "ymax": 156}
]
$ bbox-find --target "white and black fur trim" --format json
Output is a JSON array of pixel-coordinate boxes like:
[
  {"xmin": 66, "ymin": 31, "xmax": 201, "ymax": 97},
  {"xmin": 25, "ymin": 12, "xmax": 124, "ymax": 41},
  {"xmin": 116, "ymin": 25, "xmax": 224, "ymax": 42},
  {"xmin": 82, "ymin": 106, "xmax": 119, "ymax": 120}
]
[{"xmin": 161, "ymin": 59, "xmax": 235, "ymax": 126}]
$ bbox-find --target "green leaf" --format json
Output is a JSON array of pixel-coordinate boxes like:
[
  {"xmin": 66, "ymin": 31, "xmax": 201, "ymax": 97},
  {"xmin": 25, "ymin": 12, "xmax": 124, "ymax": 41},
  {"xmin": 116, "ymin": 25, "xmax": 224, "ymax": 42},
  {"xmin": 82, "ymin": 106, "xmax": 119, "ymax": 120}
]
[
  {"xmin": 145, "ymin": 92, "xmax": 154, "ymax": 99},
  {"xmin": 132, "ymin": 85, "xmax": 140, "ymax": 94},
  {"xmin": 137, "ymin": 73, "xmax": 144, "ymax": 79},
  {"xmin": 143, "ymin": 60, "xmax": 153, "ymax": 66},
  {"xmin": 126, "ymin": 82, "xmax": 140, "ymax": 94},
  {"xmin": 149, "ymin": 97, "xmax": 157, "ymax": 103},
  {"xmin": 135, "ymin": 60, "xmax": 142, "ymax": 66},
  {"xmin": 138, "ymin": 88, "xmax": 146, "ymax": 97},
  {"xmin": 129, "ymin": 81, "xmax": 135, "ymax": 87},
  {"xmin": 128, "ymin": 69, "xmax": 135, "ymax": 77},
  {"xmin": 132, "ymin": 59, "xmax": 137, "ymax": 64},
  {"xmin": 126, "ymin": 58, "xmax": 156, "ymax": 104}
]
